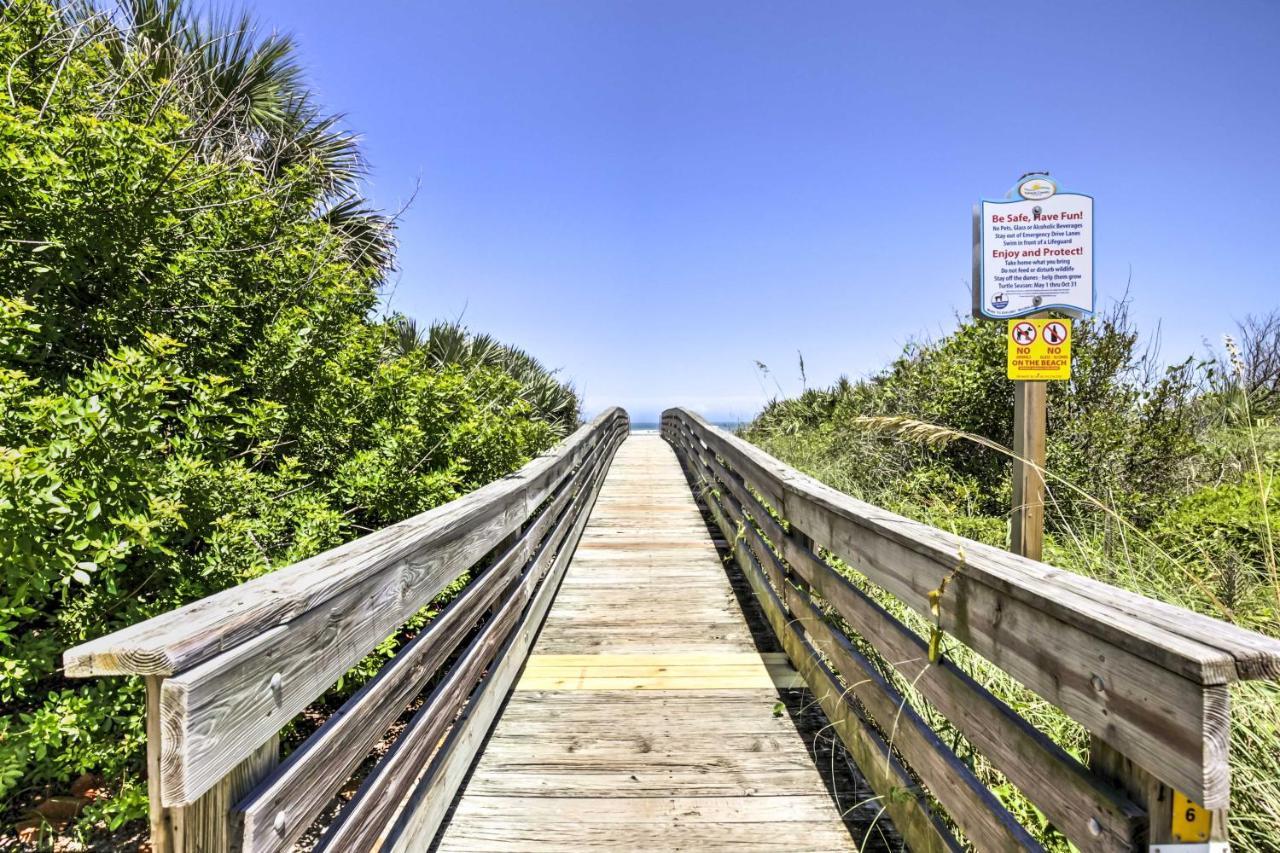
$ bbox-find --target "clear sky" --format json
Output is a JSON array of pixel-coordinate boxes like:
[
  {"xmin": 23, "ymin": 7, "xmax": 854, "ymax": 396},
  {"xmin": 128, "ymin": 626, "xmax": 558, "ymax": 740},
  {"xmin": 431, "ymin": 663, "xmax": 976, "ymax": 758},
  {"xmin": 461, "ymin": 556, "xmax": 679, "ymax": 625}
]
[{"xmin": 253, "ymin": 0, "xmax": 1279, "ymax": 423}]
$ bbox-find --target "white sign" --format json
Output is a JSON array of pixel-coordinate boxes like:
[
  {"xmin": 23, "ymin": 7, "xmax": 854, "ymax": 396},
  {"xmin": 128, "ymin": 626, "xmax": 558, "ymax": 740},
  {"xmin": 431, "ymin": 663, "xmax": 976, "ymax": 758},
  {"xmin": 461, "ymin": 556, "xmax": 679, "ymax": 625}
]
[{"xmin": 973, "ymin": 175, "xmax": 1094, "ymax": 319}]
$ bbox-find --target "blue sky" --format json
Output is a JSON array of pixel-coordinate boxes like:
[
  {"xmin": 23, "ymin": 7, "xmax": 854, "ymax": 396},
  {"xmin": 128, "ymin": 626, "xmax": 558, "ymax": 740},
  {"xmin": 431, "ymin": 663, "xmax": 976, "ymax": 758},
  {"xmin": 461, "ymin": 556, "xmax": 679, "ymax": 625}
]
[{"xmin": 254, "ymin": 0, "xmax": 1279, "ymax": 422}]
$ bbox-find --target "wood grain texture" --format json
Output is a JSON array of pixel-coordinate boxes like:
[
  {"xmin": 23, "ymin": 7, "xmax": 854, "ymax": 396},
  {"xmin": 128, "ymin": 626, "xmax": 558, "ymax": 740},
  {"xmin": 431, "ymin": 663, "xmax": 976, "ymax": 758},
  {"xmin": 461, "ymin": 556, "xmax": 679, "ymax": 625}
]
[
  {"xmin": 230, "ymin": 433, "xmax": 613, "ymax": 852},
  {"xmin": 64, "ymin": 410, "xmax": 628, "ymax": 679},
  {"xmin": 145, "ymin": 677, "xmax": 280, "ymax": 853},
  {"xmin": 382, "ymin": 432, "xmax": 616, "ymax": 852},
  {"xmin": 428, "ymin": 435, "xmax": 863, "ymax": 852},
  {"xmin": 664, "ymin": 408, "xmax": 1275, "ymax": 808},
  {"xmin": 672, "ymin": 421, "xmax": 1144, "ymax": 851},
  {"xmin": 162, "ymin": 428, "xmax": 617, "ymax": 813},
  {"xmin": 317, "ymin": 430, "xmax": 622, "ymax": 853}
]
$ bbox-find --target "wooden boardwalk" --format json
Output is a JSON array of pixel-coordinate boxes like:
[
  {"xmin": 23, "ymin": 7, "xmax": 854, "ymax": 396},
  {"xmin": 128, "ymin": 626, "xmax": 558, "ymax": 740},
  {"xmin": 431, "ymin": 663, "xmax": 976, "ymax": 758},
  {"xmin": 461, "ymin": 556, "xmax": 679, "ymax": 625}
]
[
  {"xmin": 435, "ymin": 434, "xmax": 859, "ymax": 851},
  {"xmin": 66, "ymin": 409, "xmax": 1280, "ymax": 852}
]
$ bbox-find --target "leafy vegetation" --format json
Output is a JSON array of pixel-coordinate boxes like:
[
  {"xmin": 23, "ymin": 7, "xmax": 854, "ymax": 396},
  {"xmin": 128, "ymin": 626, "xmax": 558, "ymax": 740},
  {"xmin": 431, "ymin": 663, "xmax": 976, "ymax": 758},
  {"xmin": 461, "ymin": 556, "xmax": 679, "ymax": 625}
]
[
  {"xmin": 0, "ymin": 0, "xmax": 578, "ymax": 840},
  {"xmin": 745, "ymin": 305, "xmax": 1280, "ymax": 850}
]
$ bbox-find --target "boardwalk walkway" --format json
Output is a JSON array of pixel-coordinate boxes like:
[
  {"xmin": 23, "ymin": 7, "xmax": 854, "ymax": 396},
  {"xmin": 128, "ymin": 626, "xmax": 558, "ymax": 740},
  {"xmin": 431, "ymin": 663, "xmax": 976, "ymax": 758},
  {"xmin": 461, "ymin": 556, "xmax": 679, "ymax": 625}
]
[{"xmin": 435, "ymin": 434, "xmax": 859, "ymax": 851}]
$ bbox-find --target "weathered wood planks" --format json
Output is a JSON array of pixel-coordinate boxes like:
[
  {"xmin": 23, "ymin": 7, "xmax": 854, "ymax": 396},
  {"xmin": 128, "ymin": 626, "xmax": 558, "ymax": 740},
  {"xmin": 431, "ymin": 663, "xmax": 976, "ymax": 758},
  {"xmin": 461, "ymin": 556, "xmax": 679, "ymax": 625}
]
[{"xmin": 429, "ymin": 435, "xmax": 865, "ymax": 852}]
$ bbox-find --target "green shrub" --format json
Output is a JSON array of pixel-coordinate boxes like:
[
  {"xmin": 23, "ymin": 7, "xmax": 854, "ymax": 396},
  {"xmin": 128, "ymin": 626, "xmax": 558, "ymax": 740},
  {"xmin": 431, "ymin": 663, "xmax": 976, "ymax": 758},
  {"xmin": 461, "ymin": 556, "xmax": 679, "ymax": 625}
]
[{"xmin": 0, "ymin": 0, "xmax": 579, "ymax": 835}]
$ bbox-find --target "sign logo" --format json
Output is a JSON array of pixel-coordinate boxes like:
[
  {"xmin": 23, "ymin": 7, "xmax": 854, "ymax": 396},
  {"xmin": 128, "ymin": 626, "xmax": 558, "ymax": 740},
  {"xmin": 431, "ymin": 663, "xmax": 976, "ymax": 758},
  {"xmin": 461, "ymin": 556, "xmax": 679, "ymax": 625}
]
[
  {"xmin": 992, "ymin": 292, "xmax": 1008, "ymax": 309},
  {"xmin": 1008, "ymin": 318, "xmax": 1071, "ymax": 380},
  {"xmin": 1018, "ymin": 177, "xmax": 1056, "ymax": 200}
]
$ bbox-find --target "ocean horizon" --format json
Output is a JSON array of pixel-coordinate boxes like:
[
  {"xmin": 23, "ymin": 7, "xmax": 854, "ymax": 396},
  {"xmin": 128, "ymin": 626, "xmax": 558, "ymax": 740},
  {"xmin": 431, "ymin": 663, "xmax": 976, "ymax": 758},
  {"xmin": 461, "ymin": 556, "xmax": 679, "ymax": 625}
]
[{"xmin": 628, "ymin": 420, "xmax": 745, "ymax": 433}]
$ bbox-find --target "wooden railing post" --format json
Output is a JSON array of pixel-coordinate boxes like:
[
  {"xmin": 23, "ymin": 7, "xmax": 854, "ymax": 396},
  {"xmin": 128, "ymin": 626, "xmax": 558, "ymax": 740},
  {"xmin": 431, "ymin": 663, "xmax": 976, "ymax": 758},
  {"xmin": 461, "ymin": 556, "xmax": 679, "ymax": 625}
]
[
  {"xmin": 145, "ymin": 677, "xmax": 175, "ymax": 853},
  {"xmin": 1089, "ymin": 736, "xmax": 1228, "ymax": 848},
  {"xmin": 146, "ymin": 677, "xmax": 279, "ymax": 853},
  {"xmin": 1011, "ymin": 340, "xmax": 1048, "ymax": 562}
]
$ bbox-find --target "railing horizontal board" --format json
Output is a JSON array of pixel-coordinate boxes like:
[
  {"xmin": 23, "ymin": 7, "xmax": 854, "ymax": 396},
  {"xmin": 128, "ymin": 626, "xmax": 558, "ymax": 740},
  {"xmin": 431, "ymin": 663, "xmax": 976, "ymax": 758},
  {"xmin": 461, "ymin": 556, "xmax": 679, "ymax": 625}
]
[
  {"xmin": 673, "ymin": 409, "xmax": 1280, "ymax": 685},
  {"xmin": 316, "ymin": 428, "xmax": 620, "ymax": 853},
  {"xmin": 230, "ymin": 434, "xmax": 610, "ymax": 853},
  {"xmin": 776, "ymin": 527, "xmax": 1143, "ymax": 851},
  {"xmin": 381, "ymin": 434, "xmax": 615, "ymax": 853},
  {"xmin": 692, "ymin": 474, "xmax": 962, "ymax": 853},
  {"xmin": 154, "ymin": 425, "xmax": 617, "ymax": 808},
  {"xmin": 666, "ymin": 409, "xmax": 1246, "ymax": 808},
  {"xmin": 691, "ymin": 443, "xmax": 1039, "ymax": 850},
  {"xmin": 63, "ymin": 410, "xmax": 625, "ymax": 679},
  {"xmin": 163, "ymin": 428, "xmax": 613, "ymax": 811}
]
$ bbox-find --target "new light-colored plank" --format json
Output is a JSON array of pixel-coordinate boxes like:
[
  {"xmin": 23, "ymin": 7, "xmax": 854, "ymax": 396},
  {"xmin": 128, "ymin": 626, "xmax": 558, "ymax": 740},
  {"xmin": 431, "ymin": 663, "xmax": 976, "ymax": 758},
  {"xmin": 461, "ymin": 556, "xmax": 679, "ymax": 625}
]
[{"xmin": 515, "ymin": 651, "xmax": 804, "ymax": 691}]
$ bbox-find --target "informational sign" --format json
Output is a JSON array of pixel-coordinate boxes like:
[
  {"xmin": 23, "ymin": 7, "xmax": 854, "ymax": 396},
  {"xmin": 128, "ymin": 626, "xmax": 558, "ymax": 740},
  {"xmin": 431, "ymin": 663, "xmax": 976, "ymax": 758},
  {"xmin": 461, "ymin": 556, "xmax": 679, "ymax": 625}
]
[
  {"xmin": 1007, "ymin": 318, "xmax": 1071, "ymax": 380},
  {"xmin": 974, "ymin": 174, "xmax": 1094, "ymax": 319}
]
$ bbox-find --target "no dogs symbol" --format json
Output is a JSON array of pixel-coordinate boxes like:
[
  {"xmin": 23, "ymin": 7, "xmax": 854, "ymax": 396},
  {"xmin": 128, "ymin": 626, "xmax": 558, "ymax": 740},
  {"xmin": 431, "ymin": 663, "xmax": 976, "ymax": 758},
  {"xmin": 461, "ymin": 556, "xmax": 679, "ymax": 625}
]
[{"xmin": 1011, "ymin": 322, "xmax": 1037, "ymax": 345}]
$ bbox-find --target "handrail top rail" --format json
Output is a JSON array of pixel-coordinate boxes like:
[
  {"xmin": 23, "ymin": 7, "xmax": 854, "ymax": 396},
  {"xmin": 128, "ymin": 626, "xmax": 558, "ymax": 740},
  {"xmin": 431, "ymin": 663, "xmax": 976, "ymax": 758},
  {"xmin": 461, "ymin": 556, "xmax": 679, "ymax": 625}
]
[
  {"xmin": 664, "ymin": 406, "xmax": 1280, "ymax": 685},
  {"xmin": 64, "ymin": 408, "xmax": 628, "ymax": 679}
]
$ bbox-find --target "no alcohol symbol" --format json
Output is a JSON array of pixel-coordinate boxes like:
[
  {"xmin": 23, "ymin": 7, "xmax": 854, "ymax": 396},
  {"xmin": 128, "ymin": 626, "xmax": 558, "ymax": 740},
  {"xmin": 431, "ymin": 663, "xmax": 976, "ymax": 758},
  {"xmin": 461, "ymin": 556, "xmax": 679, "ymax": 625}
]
[
  {"xmin": 1044, "ymin": 321, "xmax": 1068, "ymax": 345},
  {"xmin": 1012, "ymin": 322, "xmax": 1037, "ymax": 345}
]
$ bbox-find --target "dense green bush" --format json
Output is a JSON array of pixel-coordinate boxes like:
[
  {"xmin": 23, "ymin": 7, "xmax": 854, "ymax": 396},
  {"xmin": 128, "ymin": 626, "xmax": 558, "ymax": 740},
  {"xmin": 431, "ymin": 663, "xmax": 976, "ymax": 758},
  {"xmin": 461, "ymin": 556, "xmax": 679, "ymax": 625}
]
[
  {"xmin": 0, "ymin": 0, "xmax": 578, "ymax": 837},
  {"xmin": 745, "ymin": 306, "xmax": 1280, "ymax": 851}
]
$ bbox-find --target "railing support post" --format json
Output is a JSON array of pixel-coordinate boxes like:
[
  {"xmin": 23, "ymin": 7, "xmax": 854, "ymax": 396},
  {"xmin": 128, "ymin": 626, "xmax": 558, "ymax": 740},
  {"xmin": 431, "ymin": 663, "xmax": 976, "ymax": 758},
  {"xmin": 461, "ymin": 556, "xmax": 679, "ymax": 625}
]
[
  {"xmin": 145, "ymin": 676, "xmax": 279, "ymax": 853},
  {"xmin": 1011, "ymin": 377, "xmax": 1047, "ymax": 561},
  {"xmin": 146, "ymin": 677, "xmax": 175, "ymax": 853},
  {"xmin": 1089, "ymin": 734, "xmax": 1228, "ymax": 849}
]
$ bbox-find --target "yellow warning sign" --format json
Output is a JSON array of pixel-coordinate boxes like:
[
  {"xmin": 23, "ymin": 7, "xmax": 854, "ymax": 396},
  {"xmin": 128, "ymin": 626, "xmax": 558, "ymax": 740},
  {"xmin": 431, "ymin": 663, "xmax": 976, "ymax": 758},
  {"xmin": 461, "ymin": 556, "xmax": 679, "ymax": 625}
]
[
  {"xmin": 1007, "ymin": 318, "xmax": 1071, "ymax": 380},
  {"xmin": 1171, "ymin": 789, "xmax": 1212, "ymax": 842}
]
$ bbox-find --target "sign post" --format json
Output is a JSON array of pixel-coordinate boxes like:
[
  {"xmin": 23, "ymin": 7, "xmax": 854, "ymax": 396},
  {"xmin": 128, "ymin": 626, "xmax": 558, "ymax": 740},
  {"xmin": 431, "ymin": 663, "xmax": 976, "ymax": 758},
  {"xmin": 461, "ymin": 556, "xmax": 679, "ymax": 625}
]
[
  {"xmin": 973, "ymin": 173, "xmax": 1092, "ymax": 561},
  {"xmin": 1010, "ymin": 372, "xmax": 1047, "ymax": 560}
]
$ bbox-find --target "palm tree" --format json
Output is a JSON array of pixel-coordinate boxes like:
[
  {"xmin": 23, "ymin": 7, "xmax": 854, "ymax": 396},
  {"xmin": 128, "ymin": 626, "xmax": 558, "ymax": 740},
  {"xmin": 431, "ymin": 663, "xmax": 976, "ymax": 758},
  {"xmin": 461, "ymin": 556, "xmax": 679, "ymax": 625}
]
[
  {"xmin": 67, "ymin": 0, "xmax": 395, "ymax": 274},
  {"xmin": 387, "ymin": 317, "xmax": 581, "ymax": 432}
]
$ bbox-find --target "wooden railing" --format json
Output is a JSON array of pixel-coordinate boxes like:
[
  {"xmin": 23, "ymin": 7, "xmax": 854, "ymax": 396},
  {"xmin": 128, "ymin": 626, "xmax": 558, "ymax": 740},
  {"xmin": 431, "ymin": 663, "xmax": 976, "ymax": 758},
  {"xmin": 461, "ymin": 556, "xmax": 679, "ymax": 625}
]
[
  {"xmin": 663, "ymin": 407, "xmax": 1280, "ymax": 852},
  {"xmin": 64, "ymin": 408, "xmax": 628, "ymax": 853}
]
